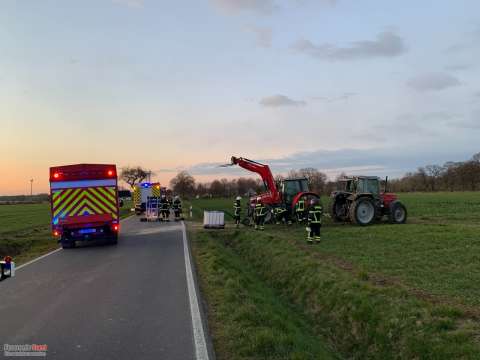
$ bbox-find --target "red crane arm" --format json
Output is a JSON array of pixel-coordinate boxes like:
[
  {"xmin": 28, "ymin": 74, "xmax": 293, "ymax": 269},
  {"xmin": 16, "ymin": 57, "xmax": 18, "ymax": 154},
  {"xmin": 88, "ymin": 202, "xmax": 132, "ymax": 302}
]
[{"xmin": 231, "ymin": 156, "xmax": 280, "ymax": 203}]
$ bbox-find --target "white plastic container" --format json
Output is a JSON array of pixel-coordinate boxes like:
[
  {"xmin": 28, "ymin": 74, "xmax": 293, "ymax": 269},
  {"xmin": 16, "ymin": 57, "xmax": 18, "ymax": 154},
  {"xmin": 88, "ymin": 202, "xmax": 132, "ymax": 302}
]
[{"xmin": 203, "ymin": 211, "xmax": 225, "ymax": 229}]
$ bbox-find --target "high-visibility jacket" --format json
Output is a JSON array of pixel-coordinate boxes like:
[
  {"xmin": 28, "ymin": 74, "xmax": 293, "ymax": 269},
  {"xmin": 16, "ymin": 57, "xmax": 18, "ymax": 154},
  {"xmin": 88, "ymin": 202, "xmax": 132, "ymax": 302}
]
[
  {"xmin": 275, "ymin": 207, "xmax": 287, "ymax": 215},
  {"xmin": 308, "ymin": 205, "xmax": 323, "ymax": 224},
  {"xmin": 255, "ymin": 204, "xmax": 266, "ymax": 217},
  {"xmin": 296, "ymin": 200, "xmax": 305, "ymax": 213},
  {"xmin": 234, "ymin": 200, "xmax": 241, "ymax": 216},
  {"xmin": 173, "ymin": 199, "xmax": 182, "ymax": 210}
]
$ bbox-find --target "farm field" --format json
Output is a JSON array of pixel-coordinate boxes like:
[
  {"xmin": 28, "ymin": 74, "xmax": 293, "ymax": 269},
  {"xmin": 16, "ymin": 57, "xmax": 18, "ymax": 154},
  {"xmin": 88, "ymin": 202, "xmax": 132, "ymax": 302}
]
[
  {"xmin": 0, "ymin": 201, "xmax": 133, "ymax": 265},
  {"xmin": 187, "ymin": 192, "xmax": 480, "ymax": 359}
]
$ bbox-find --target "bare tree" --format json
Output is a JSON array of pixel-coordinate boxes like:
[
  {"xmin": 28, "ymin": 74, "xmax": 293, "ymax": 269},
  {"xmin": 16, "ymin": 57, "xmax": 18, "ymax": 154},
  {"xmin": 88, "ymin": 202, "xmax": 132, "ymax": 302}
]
[
  {"xmin": 120, "ymin": 166, "xmax": 151, "ymax": 189},
  {"xmin": 425, "ymin": 164, "xmax": 443, "ymax": 191},
  {"xmin": 170, "ymin": 171, "xmax": 196, "ymax": 198}
]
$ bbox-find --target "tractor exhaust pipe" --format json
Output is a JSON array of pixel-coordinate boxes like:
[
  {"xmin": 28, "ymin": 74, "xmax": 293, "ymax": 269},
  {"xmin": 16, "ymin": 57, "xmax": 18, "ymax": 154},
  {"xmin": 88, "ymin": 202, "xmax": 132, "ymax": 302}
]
[{"xmin": 385, "ymin": 176, "xmax": 388, "ymax": 193}]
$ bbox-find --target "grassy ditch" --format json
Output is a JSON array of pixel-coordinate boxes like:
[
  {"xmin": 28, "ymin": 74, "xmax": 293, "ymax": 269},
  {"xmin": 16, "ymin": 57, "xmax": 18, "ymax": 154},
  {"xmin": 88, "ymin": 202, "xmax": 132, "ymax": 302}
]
[{"xmin": 190, "ymin": 225, "xmax": 338, "ymax": 359}]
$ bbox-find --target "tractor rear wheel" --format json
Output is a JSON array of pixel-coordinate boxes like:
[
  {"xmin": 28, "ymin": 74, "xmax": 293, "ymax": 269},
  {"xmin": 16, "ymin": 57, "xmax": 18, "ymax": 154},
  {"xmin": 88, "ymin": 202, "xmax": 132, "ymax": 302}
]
[
  {"xmin": 388, "ymin": 201, "xmax": 407, "ymax": 224},
  {"xmin": 350, "ymin": 198, "xmax": 376, "ymax": 226},
  {"xmin": 330, "ymin": 197, "xmax": 348, "ymax": 222}
]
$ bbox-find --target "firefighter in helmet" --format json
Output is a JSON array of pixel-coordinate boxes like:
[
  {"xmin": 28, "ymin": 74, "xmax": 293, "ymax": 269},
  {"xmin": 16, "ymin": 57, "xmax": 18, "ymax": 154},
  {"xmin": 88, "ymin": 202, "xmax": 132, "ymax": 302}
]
[
  {"xmin": 233, "ymin": 196, "xmax": 242, "ymax": 228},
  {"xmin": 306, "ymin": 198, "xmax": 323, "ymax": 244},
  {"xmin": 254, "ymin": 200, "xmax": 266, "ymax": 230},
  {"xmin": 173, "ymin": 195, "xmax": 183, "ymax": 221}
]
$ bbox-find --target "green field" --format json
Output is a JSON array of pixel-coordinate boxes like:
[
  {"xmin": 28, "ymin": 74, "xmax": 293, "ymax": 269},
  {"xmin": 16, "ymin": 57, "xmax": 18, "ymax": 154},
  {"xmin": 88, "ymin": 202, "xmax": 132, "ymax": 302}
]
[
  {"xmin": 187, "ymin": 192, "xmax": 480, "ymax": 359},
  {"xmin": 0, "ymin": 201, "xmax": 132, "ymax": 264}
]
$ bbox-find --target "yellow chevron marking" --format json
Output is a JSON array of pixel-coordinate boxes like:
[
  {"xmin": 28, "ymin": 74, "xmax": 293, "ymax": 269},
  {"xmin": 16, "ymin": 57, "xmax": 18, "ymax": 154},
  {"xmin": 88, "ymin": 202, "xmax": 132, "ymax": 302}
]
[
  {"xmin": 54, "ymin": 188, "xmax": 81, "ymax": 217},
  {"xmin": 90, "ymin": 188, "xmax": 116, "ymax": 213},
  {"xmin": 53, "ymin": 188, "xmax": 73, "ymax": 209},
  {"xmin": 96, "ymin": 186, "xmax": 116, "ymax": 204}
]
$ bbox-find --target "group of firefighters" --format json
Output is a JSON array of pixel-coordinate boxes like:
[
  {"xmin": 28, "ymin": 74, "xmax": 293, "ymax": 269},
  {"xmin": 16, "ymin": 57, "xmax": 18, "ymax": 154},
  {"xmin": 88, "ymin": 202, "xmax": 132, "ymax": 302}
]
[
  {"xmin": 153, "ymin": 195, "xmax": 183, "ymax": 221},
  {"xmin": 233, "ymin": 196, "xmax": 324, "ymax": 244}
]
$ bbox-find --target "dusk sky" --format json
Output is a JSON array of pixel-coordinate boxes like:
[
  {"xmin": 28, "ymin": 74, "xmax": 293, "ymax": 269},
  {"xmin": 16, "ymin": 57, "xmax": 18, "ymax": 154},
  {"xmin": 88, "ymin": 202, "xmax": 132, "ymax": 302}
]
[{"xmin": 1, "ymin": 0, "xmax": 479, "ymax": 195}]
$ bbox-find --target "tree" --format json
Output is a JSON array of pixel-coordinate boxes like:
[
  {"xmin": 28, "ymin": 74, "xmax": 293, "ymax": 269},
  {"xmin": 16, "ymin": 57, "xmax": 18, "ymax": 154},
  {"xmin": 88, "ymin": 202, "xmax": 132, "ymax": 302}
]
[
  {"xmin": 170, "ymin": 171, "xmax": 196, "ymax": 198},
  {"xmin": 425, "ymin": 164, "xmax": 443, "ymax": 191},
  {"xmin": 120, "ymin": 166, "xmax": 151, "ymax": 189},
  {"xmin": 209, "ymin": 180, "xmax": 224, "ymax": 197}
]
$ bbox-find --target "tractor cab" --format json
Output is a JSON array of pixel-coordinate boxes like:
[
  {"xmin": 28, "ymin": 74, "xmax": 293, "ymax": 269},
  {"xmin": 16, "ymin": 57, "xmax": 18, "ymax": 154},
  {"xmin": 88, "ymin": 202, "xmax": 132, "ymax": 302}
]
[
  {"xmin": 337, "ymin": 176, "xmax": 381, "ymax": 196},
  {"xmin": 280, "ymin": 178, "xmax": 309, "ymax": 205}
]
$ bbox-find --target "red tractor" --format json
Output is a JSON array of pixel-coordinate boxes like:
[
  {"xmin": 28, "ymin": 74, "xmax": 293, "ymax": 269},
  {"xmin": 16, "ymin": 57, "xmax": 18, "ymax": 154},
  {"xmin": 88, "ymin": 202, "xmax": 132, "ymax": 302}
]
[
  {"xmin": 330, "ymin": 176, "xmax": 407, "ymax": 226},
  {"xmin": 227, "ymin": 156, "xmax": 320, "ymax": 223}
]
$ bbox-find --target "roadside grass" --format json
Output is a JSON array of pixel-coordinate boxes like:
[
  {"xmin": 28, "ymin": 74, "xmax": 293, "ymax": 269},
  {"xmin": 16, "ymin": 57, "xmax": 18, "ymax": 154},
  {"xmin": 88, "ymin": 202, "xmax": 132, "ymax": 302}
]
[
  {"xmin": 190, "ymin": 226, "xmax": 337, "ymax": 360},
  {"xmin": 187, "ymin": 192, "xmax": 480, "ymax": 358},
  {"xmin": 0, "ymin": 201, "xmax": 133, "ymax": 265}
]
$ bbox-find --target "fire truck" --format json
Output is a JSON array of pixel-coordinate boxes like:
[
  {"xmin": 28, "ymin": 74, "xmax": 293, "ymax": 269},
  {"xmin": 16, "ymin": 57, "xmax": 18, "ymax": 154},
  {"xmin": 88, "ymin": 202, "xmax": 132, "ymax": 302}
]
[
  {"xmin": 49, "ymin": 164, "xmax": 120, "ymax": 248},
  {"xmin": 133, "ymin": 182, "xmax": 162, "ymax": 215}
]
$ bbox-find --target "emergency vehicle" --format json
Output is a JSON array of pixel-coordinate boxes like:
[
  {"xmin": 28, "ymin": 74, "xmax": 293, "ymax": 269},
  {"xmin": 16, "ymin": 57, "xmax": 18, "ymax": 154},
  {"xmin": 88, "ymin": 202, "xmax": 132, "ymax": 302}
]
[
  {"xmin": 49, "ymin": 164, "xmax": 120, "ymax": 248},
  {"xmin": 133, "ymin": 182, "xmax": 161, "ymax": 215}
]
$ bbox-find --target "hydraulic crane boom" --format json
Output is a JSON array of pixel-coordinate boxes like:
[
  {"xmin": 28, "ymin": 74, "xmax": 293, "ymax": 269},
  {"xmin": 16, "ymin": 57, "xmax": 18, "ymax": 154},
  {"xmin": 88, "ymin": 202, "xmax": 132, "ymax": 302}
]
[{"xmin": 230, "ymin": 156, "xmax": 281, "ymax": 204}]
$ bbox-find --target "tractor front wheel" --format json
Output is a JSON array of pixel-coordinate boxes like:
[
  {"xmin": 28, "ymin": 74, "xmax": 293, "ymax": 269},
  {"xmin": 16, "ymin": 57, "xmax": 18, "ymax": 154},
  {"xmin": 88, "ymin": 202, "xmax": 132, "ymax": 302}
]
[
  {"xmin": 350, "ymin": 198, "xmax": 376, "ymax": 226},
  {"xmin": 388, "ymin": 201, "xmax": 407, "ymax": 224},
  {"xmin": 330, "ymin": 197, "xmax": 348, "ymax": 222}
]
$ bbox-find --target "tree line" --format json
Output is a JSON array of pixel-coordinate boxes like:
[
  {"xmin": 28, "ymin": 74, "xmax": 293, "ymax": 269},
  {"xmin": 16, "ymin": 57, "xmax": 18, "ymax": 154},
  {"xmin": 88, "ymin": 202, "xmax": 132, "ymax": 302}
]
[{"xmin": 121, "ymin": 152, "xmax": 480, "ymax": 198}]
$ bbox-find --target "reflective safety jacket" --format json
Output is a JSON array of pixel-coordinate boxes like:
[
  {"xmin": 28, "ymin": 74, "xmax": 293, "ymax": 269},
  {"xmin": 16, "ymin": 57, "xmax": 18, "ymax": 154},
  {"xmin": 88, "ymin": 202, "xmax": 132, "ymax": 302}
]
[
  {"xmin": 275, "ymin": 207, "xmax": 287, "ymax": 215},
  {"xmin": 234, "ymin": 200, "xmax": 241, "ymax": 216},
  {"xmin": 173, "ymin": 199, "xmax": 182, "ymax": 210},
  {"xmin": 255, "ymin": 204, "xmax": 266, "ymax": 217},
  {"xmin": 296, "ymin": 200, "xmax": 305, "ymax": 213},
  {"xmin": 308, "ymin": 205, "xmax": 323, "ymax": 225}
]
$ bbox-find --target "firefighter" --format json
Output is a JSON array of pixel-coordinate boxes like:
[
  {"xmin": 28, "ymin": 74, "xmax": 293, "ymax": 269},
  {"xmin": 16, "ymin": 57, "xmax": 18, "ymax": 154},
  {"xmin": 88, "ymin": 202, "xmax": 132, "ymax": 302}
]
[
  {"xmin": 173, "ymin": 196, "xmax": 182, "ymax": 221},
  {"xmin": 160, "ymin": 195, "xmax": 169, "ymax": 221},
  {"xmin": 274, "ymin": 206, "xmax": 288, "ymax": 225},
  {"xmin": 295, "ymin": 198, "xmax": 306, "ymax": 223},
  {"xmin": 306, "ymin": 198, "xmax": 323, "ymax": 244},
  {"xmin": 254, "ymin": 202, "xmax": 266, "ymax": 230},
  {"xmin": 233, "ymin": 196, "xmax": 242, "ymax": 228}
]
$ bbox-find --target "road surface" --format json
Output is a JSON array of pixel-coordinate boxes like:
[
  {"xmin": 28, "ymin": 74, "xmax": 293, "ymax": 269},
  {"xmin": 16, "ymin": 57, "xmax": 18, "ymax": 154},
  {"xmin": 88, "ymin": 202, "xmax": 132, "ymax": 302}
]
[{"xmin": 0, "ymin": 217, "xmax": 211, "ymax": 360}]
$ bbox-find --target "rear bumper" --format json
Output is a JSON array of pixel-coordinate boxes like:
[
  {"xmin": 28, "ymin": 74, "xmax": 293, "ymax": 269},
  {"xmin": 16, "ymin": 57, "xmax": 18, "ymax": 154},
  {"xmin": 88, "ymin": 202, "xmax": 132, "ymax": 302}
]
[{"xmin": 54, "ymin": 224, "xmax": 119, "ymax": 242}]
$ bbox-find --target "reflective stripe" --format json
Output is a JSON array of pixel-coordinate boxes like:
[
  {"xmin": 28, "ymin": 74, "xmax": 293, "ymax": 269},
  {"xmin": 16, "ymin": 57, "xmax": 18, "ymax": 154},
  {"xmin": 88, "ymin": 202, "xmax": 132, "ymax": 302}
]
[{"xmin": 50, "ymin": 179, "xmax": 117, "ymax": 190}]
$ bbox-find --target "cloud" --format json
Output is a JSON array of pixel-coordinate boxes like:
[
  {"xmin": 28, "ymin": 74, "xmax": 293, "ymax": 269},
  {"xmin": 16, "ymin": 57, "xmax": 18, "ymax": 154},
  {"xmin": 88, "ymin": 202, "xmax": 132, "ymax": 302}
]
[
  {"xmin": 259, "ymin": 94, "xmax": 306, "ymax": 107},
  {"xmin": 210, "ymin": 0, "xmax": 277, "ymax": 14},
  {"xmin": 448, "ymin": 109, "xmax": 480, "ymax": 129},
  {"xmin": 311, "ymin": 92, "xmax": 356, "ymax": 102},
  {"xmin": 407, "ymin": 73, "xmax": 461, "ymax": 92},
  {"xmin": 291, "ymin": 31, "xmax": 407, "ymax": 61},
  {"xmin": 187, "ymin": 147, "xmax": 473, "ymax": 179},
  {"xmin": 246, "ymin": 26, "xmax": 273, "ymax": 47},
  {"xmin": 112, "ymin": 0, "xmax": 144, "ymax": 7},
  {"xmin": 444, "ymin": 64, "xmax": 472, "ymax": 72}
]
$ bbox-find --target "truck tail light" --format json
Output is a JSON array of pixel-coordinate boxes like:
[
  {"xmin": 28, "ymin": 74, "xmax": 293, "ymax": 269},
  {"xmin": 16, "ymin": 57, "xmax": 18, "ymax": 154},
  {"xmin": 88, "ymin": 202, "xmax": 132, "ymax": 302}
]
[
  {"xmin": 108, "ymin": 170, "xmax": 114, "ymax": 176},
  {"xmin": 53, "ymin": 173, "xmax": 60, "ymax": 179},
  {"xmin": 53, "ymin": 230, "xmax": 60, "ymax": 237},
  {"xmin": 113, "ymin": 224, "xmax": 119, "ymax": 232}
]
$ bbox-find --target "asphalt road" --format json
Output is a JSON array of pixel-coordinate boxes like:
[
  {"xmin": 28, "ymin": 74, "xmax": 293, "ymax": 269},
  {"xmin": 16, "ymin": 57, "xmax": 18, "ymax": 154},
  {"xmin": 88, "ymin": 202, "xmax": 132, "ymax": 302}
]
[{"xmin": 0, "ymin": 216, "xmax": 210, "ymax": 360}]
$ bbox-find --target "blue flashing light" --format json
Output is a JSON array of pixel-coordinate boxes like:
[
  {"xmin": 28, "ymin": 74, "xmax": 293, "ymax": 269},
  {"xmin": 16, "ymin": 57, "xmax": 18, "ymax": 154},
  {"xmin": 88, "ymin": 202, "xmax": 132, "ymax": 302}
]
[
  {"xmin": 142, "ymin": 182, "xmax": 151, "ymax": 188},
  {"xmin": 53, "ymin": 217, "xmax": 59, "ymax": 225}
]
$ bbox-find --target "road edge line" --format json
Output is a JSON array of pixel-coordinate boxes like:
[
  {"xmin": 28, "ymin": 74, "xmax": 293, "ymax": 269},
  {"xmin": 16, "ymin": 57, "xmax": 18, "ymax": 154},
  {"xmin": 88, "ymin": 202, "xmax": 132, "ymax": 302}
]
[
  {"xmin": 16, "ymin": 248, "xmax": 63, "ymax": 270},
  {"xmin": 181, "ymin": 221, "xmax": 210, "ymax": 360}
]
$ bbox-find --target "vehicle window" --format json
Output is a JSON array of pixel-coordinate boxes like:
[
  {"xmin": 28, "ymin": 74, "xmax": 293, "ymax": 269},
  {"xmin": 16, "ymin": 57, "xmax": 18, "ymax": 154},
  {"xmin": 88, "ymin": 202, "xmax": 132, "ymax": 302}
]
[{"xmin": 367, "ymin": 179, "xmax": 379, "ymax": 194}]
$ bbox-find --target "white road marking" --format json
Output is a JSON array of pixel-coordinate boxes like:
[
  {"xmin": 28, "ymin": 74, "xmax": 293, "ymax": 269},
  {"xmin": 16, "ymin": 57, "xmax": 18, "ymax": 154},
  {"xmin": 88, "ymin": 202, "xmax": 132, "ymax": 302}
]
[
  {"xmin": 16, "ymin": 248, "xmax": 63, "ymax": 270},
  {"xmin": 181, "ymin": 221, "xmax": 210, "ymax": 360}
]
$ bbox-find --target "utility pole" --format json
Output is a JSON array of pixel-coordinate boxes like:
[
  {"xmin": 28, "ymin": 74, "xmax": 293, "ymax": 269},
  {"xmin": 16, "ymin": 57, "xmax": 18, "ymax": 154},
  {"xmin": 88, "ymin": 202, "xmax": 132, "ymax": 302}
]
[{"xmin": 30, "ymin": 178, "xmax": 33, "ymax": 197}]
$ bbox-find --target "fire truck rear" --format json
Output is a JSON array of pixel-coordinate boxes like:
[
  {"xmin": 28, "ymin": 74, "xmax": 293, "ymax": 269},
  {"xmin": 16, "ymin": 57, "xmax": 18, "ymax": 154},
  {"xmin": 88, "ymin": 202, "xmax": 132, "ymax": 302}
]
[{"xmin": 49, "ymin": 164, "xmax": 120, "ymax": 248}]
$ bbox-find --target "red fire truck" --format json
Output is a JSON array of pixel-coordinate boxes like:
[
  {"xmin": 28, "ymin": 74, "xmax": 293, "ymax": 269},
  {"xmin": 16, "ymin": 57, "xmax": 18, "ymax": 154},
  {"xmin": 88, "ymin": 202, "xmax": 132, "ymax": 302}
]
[{"xmin": 49, "ymin": 164, "xmax": 120, "ymax": 248}]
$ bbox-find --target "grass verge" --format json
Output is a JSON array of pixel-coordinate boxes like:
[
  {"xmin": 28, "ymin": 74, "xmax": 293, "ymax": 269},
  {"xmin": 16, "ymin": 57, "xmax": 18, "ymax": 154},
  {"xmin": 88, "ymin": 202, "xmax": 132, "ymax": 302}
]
[{"xmin": 189, "ymin": 224, "xmax": 337, "ymax": 359}]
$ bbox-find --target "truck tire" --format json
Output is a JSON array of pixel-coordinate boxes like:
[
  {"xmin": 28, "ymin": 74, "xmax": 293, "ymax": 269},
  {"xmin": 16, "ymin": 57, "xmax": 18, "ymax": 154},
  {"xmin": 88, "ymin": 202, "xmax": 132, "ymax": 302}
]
[
  {"xmin": 108, "ymin": 234, "xmax": 118, "ymax": 245},
  {"xmin": 350, "ymin": 197, "xmax": 376, "ymax": 226},
  {"xmin": 61, "ymin": 239, "xmax": 76, "ymax": 249},
  {"xmin": 388, "ymin": 201, "xmax": 407, "ymax": 224}
]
